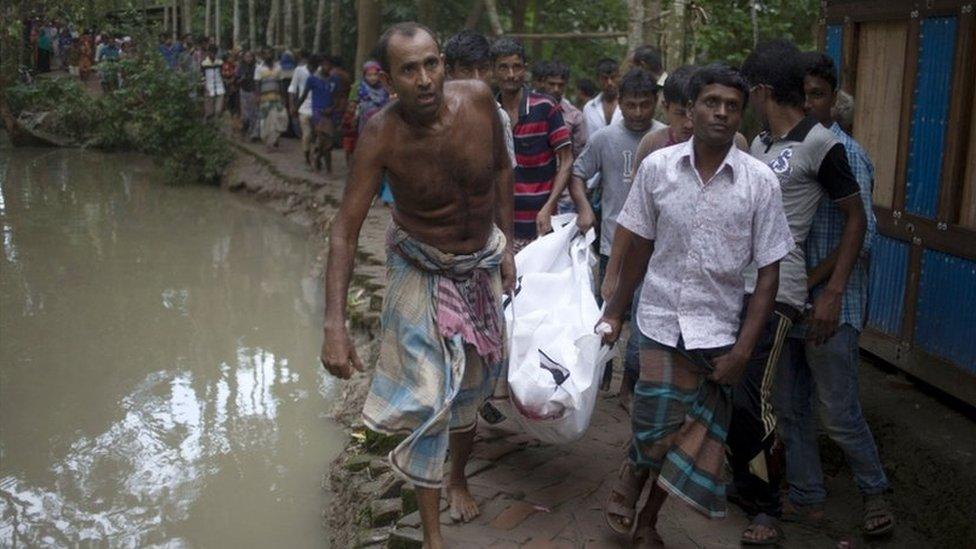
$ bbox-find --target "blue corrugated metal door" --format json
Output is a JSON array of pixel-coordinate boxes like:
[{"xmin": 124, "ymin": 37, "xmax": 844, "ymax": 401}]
[
  {"xmin": 867, "ymin": 236, "xmax": 910, "ymax": 336},
  {"xmin": 825, "ymin": 25, "xmax": 843, "ymax": 84},
  {"xmin": 915, "ymin": 251, "xmax": 976, "ymax": 371},
  {"xmin": 905, "ymin": 16, "xmax": 957, "ymax": 219}
]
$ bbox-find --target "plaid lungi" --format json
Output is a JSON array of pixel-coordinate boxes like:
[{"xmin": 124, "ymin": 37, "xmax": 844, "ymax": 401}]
[
  {"xmin": 362, "ymin": 224, "xmax": 507, "ymax": 488},
  {"xmin": 630, "ymin": 335, "xmax": 733, "ymax": 518}
]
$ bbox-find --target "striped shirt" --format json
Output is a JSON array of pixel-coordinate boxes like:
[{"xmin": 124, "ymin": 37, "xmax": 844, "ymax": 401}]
[
  {"xmin": 502, "ymin": 87, "xmax": 571, "ymax": 239},
  {"xmin": 805, "ymin": 122, "xmax": 877, "ymax": 330}
]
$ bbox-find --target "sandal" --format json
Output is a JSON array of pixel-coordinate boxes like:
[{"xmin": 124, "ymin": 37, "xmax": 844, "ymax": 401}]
[
  {"xmin": 741, "ymin": 513, "xmax": 783, "ymax": 546},
  {"xmin": 632, "ymin": 525, "xmax": 664, "ymax": 548},
  {"xmin": 863, "ymin": 494, "xmax": 895, "ymax": 537},
  {"xmin": 603, "ymin": 461, "xmax": 646, "ymax": 535}
]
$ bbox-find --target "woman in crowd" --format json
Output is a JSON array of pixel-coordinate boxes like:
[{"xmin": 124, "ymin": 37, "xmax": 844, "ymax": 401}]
[{"xmin": 255, "ymin": 49, "xmax": 288, "ymax": 150}]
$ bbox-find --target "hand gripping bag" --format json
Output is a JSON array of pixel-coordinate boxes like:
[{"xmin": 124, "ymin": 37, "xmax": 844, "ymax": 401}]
[{"xmin": 500, "ymin": 214, "xmax": 614, "ymax": 444}]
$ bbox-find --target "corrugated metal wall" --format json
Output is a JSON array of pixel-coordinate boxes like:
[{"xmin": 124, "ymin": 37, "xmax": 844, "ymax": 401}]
[
  {"xmin": 915, "ymin": 251, "xmax": 976, "ymax": 371},
  {"xmin": 867, "ymin": 236, "xmax": 909, "ymax": 336},
  {"xmin": 905, "ymin": 16, "xmax": 957, "ymax": 219},
  {"xmin": 826, "ymin": 24, "xmax": 843, "ymax": 83}
]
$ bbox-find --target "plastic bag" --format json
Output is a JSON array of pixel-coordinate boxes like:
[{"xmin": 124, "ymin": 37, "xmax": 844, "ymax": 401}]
[{"xmin": 500, "ymin": 214, "xmax": 614, "ymax": 444}]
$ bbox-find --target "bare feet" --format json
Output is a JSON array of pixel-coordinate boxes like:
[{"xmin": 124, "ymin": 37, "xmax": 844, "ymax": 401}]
[
  {"xmin": 422, "ymin": 533, "xmax": 444, "ymax": 549},
  {"xmin": 446, "ymin": 481, "xmax": 480, "ymax": 522}
]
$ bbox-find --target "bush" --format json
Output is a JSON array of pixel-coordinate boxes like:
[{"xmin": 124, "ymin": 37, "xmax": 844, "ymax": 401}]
[{"xmin": 4, "ymin": 52, "xmax": 231, "ymax": 184}]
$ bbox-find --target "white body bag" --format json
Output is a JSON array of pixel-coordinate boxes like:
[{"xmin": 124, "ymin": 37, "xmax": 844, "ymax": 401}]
[{"xmin": 500, "ymin": 214, "xmax": 614, "ymax": 444}]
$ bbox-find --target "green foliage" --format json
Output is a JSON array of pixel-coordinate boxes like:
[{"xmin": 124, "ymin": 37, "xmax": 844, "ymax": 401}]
[
  {"xmin": 5, "ymin": 51, "xmax": 231, "ymax": 184},
  {"xmin": 694, "ymin": 0, "xmax": 820, "ymax": 65}
]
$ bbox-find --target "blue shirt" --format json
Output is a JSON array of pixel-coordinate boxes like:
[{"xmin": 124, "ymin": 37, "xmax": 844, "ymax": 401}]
[
  {"xmin": 159, "ymin": 43, "xmax": 183, "ymax": 69},
  {"xmin": 804, "ymin": 122, "xmax": 877, "ymax": 330},
  {"xmin": 306, "ymin": 74, "xmax": 336, "ymax": 117}
]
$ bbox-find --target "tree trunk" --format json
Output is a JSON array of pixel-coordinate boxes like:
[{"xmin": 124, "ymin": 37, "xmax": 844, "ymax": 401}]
[
  {"xmin": 644, "ymin": 0, "xmax": 661, "ymax": 50},
  {"xmin": 314, "ymin": 0, "xmax": 326, "ymax": 52},
  {"xmin": 750, "ymin": 0, "xmax": 759, "ymax": 47},
  {"xmin": 330, "ymin": 0, "xmax": 341, "ymax": 54},
  {"xmin": 297, "ymin": 0, "xmax": 306, "ymax": 49},
  {"xmin": 664, "ymin": 0, "xmax": 686, "ymax": 69},
  {"xmin": 511, "ymin": 0, "xmax": 527, "ymax": 33},
  {"xmin": 233, "ymin": 0, "xmax": 240, "ymax": 48},
  {"xmin": 205, "ymin": 0, "xmax": 212, "ymax": 38},
  {"xmin": 284, "ymin": 0, "xmax": 293, "ymax": 48},
  {"xmin": 172, "ymin": 0, "xmax": 178, "ymax": 39},
  {"xmin": 626, "ymin": 0, "xmax": 645, "ymax": 58},
  {"xmin": 464, "ymin": 0, "xmax": 484, "ymax": 29},
  {"xmin": 355, "ymin": 0, "xmax": 381, "ymax": 73},
  {"xmin": 183, "ymin": 0, "xmax": 193, "ymax": 35},
  {"xmin": 248, "ymin": 0, "xmax": 256, "ymax": 48},
  {"xmin": 528, "ymin": 0, "xmax": 541, "ymax": 60},
  {"xmin": 216, "ymin": 0, "xmax": 222, "ymax": 47},
  {"xmin": 266, "ymin": 0, "xmax": 279, "ymax": 46},
  {"xmin": 163, "ymin": 5, "xmax": 169, "ymax": 35},
  {"xmin": 484, "ymin": 0, "xmax": 503, "ymax": 36}
]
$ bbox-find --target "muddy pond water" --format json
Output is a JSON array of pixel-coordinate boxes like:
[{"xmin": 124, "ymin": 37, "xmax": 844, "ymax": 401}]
[{"xmin": 0, "ymin": 148, "xmax": 343, "ymax": 547}]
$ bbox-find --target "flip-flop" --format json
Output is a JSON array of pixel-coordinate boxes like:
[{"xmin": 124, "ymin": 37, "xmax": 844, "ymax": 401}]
[
  {"xmin": 863, "ymin": 494, "xmax": 895, "ymax": 537},
  {"xmin": 741, "ymin": 513, "xmax": 783, "ymax": 546},
  {"xmin": 603, "ymin": 461, "xmax": 645, "ymax": 535}
]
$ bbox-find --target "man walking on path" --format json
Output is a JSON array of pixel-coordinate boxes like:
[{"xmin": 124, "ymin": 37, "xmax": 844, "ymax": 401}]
[
  {"xmin": 598, "ymin": 64, "xmax": 794, "ymax": 547},
  {"xmin": 492, "ymin": 37, "xmax": 590, "ymax": 249},
  {"xmin": 574, "ymin": 68, "xmax": 664, "ymax": 399},
  {"xmin": 319, "ymin": 23, "xmax": 515, "ymax": 549},
  {"xmin": 773, "ymin": 51, "xmax": 893, "ymax": 537},
  {"xmin": 288, "ymin": 51, "xmax": 315, "ymax": 167},
  {"xmin": 732, "ymin": 40, "xmax": 867, "ymax": 545}
]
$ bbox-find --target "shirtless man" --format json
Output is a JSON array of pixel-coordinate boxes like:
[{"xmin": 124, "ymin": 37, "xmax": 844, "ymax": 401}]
[{"xmin": 319, "ymin": 23, "xmax": 515, "ymax": 549}]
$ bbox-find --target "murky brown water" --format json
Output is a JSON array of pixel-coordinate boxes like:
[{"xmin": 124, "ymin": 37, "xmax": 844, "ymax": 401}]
[{"xmin": 0, "ymin": 148, "xmax": 342, "ymax": 547}]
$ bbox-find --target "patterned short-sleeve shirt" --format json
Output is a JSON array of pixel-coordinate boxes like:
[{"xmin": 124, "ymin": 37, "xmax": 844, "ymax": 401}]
[{"xmin": 617, "ymin": 139, "xmax": 794, "ymax": 350}]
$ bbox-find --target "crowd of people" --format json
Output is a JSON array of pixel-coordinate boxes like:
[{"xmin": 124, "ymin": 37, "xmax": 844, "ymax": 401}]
[
  {"xmin": 155, "ymin": 33, "xmax": 393, "ymax": 187},
  {"xmin": 22, "ymin": 18, "xmax": 133, "ymax": 91},
  {"xmin": 318, "ymin": 22, "xmax": 891, "ymax": 549}
]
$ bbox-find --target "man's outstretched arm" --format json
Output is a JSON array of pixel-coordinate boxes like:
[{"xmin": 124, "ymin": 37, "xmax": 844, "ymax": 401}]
[{"xmin": 320, "ymin": 117, "xmax": 385, "ymax": 379}]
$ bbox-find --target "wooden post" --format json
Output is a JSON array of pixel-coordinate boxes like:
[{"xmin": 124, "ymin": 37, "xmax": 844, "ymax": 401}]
[
  {"xmin": 936, "ymin": 9, "xmax": 975, "ymax": 225},
  {"xmin": 892, "ymin": 17, "xmax": 920, "ymax": 215}
]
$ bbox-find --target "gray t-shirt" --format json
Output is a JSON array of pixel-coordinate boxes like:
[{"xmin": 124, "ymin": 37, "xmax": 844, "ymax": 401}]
[
  {"xmin": 744, "ymin": 117, "xmax": 859, "ymax": 309},
  {"xmin": 573, "ymin": 119, "xmax": 665, "ymax": 255}
]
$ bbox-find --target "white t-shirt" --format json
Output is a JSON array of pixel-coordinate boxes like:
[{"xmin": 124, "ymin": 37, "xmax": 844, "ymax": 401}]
[{"xmin": 287, "ymin": 63, "xmax": 312, "ymax": 116}]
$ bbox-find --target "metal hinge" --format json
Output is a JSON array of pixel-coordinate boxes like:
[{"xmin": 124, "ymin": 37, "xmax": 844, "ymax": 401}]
[
  {"xmin": 937, "ymin": 221, "xmax": 948, "ymax": 231},
  {"xmin": 911, "ymin": 9, "xmax": 919, "ymax": 18},
  {"xmin": 963, "ymin": 4, "xmax": 974, "ymax": 14},
  {"xmin": 893, "ymin": 210, "xmax": 903, "ymax": 220}
]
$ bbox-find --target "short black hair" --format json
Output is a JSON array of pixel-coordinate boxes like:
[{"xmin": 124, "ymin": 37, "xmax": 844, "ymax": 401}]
[
  {"xmin": 686, "ymin": 62, "xmax": 750, "ymax": 105},
  {"xmin": 547, "ymin": 59, "xmax": 569, "ymax": 80},
  {"xmin": 740, "ymin": 39, "xmax": 805, "ymax": 107},
  {"xmin": 802, "ymin": 50, "xmax": 838, "ymax": 91},
  {"xmin": 374, "ymin": 22, "xmax": 438, "ymax": 72},
  {"xmin": 443, "ymin": 29, "xmax": 490, "ymax": 69},
  {"xmin": 595, "ymin": 57, "xmax": 619, "ymax": 77},
  {"xmin": 618, "ymin": 68, "xmax": 659, "ymax": 99},
  {"xmin": 577, "ymin": 78, "xmax": 598, "ymax": 98},
  {"xmin": 531, "ymin": 60, "xmax": 550, "ymax": 80},
  {"xmin": 490, "ymin": 36, "xmax": 525, "ymax": 63},
  {"xmin": 663, "ymin": 64, "xmax": 698, "ymax": 105},
  {"xmin": 632, "ymin": 45, "xmax": 663, "ymax": 75}
]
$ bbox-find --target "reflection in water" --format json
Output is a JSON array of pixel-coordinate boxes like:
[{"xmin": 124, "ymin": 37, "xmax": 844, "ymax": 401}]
[{"xmin": 0, "ymin": 149, "xmax": 341, "ymax": 547}]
